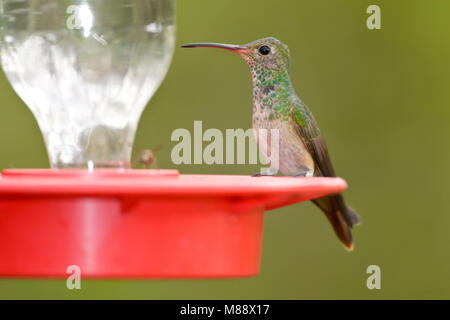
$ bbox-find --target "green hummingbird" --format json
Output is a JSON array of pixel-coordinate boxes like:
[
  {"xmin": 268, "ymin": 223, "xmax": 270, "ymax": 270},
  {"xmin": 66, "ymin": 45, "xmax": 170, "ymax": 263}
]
[{"xmin": 182, "ymin": 37, "xmax": 361, "ymax": 250}]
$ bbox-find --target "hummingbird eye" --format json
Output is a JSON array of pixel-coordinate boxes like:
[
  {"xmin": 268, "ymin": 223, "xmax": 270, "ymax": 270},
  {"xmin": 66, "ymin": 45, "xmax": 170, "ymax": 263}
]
[{"xmin": 258, "ymin": 45, "xmax": 271, "ymax": 55}]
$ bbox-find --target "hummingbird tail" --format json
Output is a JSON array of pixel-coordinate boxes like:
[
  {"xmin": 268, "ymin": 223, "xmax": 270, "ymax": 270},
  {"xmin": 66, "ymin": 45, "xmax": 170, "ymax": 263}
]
[
  {"xmin": 323, "ymin": 208, "xmax": 354, "ymax": 251},
  {"xmin": 313, "ymin": 195, "xmax": 360, "ymax": 251}
]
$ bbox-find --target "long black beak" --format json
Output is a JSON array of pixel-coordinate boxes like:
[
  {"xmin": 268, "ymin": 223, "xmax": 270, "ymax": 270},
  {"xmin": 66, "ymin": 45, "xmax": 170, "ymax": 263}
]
[{"xmin": 181, "ymin": 43, "xmax": 247, "ymax": 52}]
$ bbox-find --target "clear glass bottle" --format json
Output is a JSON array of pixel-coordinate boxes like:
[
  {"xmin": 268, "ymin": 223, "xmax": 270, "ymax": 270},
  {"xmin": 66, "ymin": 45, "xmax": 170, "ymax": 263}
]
[{"xmin": 0, "ymin": 0, "xmax": 175, "ymax": 168}]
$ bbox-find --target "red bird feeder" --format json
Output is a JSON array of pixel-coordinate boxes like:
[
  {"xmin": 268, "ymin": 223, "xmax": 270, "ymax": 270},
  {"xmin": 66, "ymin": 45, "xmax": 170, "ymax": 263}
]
[{"xmin": 0, "ymin": 169, "xmax": 346, "ymax": 278}]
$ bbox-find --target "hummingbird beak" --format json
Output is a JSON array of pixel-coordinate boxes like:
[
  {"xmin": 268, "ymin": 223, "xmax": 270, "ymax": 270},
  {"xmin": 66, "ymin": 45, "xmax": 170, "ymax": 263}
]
[{"xmin": 181, "ymin": 43, "xmax": 247, "ymax": 53}]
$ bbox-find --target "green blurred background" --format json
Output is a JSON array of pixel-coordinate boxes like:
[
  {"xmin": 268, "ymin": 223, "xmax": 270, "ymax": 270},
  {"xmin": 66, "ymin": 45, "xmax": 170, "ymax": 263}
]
[{"xmin": 0, "ymin": 0, "xmax": 449, "ymax": 299}]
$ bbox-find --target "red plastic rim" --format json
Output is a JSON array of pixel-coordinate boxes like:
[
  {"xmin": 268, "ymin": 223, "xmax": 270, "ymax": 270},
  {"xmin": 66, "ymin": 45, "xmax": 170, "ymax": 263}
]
[
  {"xmin": 2, "ymin": 168, "xmax": 179, "ymax": 178},
  {"xmin": 0, "ymin": 169, "xmax": 346, "ymax": 200}
]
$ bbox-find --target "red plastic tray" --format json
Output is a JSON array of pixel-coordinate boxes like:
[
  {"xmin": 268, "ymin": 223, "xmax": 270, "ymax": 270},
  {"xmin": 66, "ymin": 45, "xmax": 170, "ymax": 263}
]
[{"xmin": 0, "ymin": 169, "xmax": 347, "ymax": 278}]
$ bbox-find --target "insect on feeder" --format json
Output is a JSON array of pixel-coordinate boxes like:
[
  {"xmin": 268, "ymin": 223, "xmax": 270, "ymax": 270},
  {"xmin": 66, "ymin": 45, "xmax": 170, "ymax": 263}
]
[{"xmin": 0, "ymin": 0, "xmax": 347, "ymax": 278}]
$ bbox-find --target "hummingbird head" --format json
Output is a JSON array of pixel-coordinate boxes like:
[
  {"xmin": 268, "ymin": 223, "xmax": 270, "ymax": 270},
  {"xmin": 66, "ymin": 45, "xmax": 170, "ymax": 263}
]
[{"xmin": 182, "ymin": 37, "xmax": 291, "ymax": 72}]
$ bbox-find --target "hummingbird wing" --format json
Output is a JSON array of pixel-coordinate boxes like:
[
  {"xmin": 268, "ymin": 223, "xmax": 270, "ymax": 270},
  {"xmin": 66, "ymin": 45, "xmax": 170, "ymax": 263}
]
[
  {"xmin": 291, "ymin": 101, "xmax": 361, "ymax": 249},
  {"xmin": 290, "ymin": 101, "xmax": 335, "ymax": 177}
]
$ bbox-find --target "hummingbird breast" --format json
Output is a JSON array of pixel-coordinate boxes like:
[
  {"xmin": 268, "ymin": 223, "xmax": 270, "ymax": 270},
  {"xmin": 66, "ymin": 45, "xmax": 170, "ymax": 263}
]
[{"xmin": 252, "ymin": 90, "xmax": 315, "ymax": 176}]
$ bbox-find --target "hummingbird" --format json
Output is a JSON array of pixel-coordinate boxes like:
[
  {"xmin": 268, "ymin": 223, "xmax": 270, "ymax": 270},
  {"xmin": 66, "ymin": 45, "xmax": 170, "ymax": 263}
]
[{"xmin": 182, "ymin": 37, "xmax": 361, "ymax": 250}]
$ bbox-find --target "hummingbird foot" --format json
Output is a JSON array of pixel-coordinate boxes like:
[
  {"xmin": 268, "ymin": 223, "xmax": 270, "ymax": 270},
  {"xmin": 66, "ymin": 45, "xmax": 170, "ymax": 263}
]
[
  {"xmin": 293, "ymin": 166, "xmax": 315, "ymax": 177},
  {"xmin": 294, "ymin": 173, "xmax": 308, "ymax": 177},
  {"xmin": 252, "ymin": 173, "xmax": 276, "ymax": 177}
]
